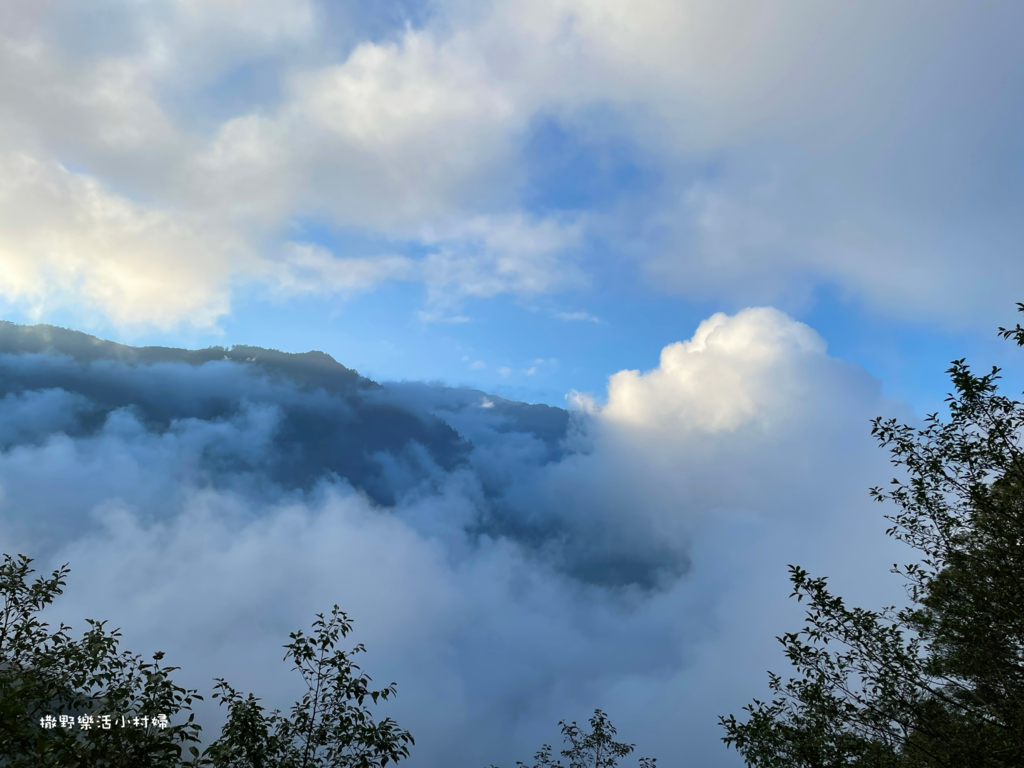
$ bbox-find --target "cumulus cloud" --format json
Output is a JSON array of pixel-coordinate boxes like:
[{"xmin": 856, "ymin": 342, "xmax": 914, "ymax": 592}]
[
  {"xmin": 601, "ymin": 307, "xmax": 826, "ymax": 433},
  {"xmin": 0, "ymin": 309, "xmax": 913, "ymax": 765}
]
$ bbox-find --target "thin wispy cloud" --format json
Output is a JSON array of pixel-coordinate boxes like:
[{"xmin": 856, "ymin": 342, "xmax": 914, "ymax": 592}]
[{"xmin": 554, "ymin": 311, "xmax": 601, "ymax": 323}]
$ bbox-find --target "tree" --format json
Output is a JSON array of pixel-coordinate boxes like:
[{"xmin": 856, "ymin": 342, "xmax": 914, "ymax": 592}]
[
  {"xmin": 0, "ymin": 554, "xmax": 204, "ymax": 767},
  {"xmin": 203, "ymin": 607, "xmax": 413, "ymax": 768},
  {"xmin": 720, "ymin": 303, "xmax": 1024, "ymax": 767},
  {"xmin": 490, "ymin": 709, "xmax": 657, "ymax": 768},
  {"xmin": 0, "ymin": 555, "xmax": 412, "ymax": 768}
]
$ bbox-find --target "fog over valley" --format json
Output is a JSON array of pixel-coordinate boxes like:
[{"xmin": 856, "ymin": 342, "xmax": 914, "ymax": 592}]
[{"xmin": 0, "ymin": 313, "xmax": 909, "ymax": 766}]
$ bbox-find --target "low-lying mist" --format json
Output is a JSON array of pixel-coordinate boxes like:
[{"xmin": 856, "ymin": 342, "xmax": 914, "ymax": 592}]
[{"xmin": 0, "ymin": 309, "xmax": 911, "ymax": 766}]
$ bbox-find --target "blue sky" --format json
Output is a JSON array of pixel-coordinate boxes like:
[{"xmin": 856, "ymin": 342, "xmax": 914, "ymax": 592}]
[{"xmin": 18, "ymin": 278, "xmax": 1014, "ymax": 420}]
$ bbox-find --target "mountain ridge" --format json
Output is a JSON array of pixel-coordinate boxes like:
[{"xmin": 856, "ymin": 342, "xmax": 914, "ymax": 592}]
[
  {"xmin": 0, "ymin": 320, "xmax": 374, "ymax": 395},
  {"xmin": 0, "ymin": 318, "xmax": 571, "ymax": 505}
]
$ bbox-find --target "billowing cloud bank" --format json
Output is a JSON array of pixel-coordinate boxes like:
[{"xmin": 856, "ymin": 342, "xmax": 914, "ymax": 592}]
[
  {"xmin": 0, "ymin": 309, "xmax": 911, "ymax": 766},
  {"xmin": 2, "ymin": 1, "xmax": 1022, "ymax": 328}
]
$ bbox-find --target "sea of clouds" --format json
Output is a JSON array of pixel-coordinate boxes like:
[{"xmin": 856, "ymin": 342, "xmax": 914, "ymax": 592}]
[
  {"xmin": 0, "ymin": 307, "xmax": 915, "ymax": 766},
  {"xmin": 0, "ymin": 2, "xmax": 1017, "ymax": 762}
]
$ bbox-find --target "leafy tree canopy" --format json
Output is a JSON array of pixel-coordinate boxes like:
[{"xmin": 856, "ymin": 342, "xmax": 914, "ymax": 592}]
[
  {"xmin": 720, "ymin": 302, "xmax": 1024, "ymax": 767},
  {"xmin": 0, "ymin": 555, "xmax": 412, "ymax": 768},
  {"xmin": 489, "ymin": 709, "xmax": 657, "ymax": 768}
]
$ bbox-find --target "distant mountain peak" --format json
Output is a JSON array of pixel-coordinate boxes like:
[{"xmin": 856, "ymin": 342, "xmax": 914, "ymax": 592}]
[{"xmin": 0, "ymin": 320, "xmax": 378, "ymax": 393}]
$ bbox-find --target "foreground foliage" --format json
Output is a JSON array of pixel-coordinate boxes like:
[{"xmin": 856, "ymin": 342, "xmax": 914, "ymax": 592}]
[
  {"xmin": 0, "ymin": 554, "xmax": 203, "ymax": 767},
  {"xmin": 720, "ymin": 303, "xmax": 1024, "ymax": 767},
  {"xmin": 490, "ymin": 709, "xmax": 656, "ymax": 768},
  {"xmin": 203, "ymin": 607, "xmax": 413, "ymax": 768},
  {"xmin": 1, "ymin": 553, "xmax": 648, "ymax": 768},
  {"xmin": 0, "ymin": 555, "xmax": 412, "ymax": 768}
]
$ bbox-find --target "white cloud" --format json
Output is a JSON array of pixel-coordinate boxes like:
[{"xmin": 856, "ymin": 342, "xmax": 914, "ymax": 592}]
[
  {"xmin": 417, "ymin": 215, "xmax": 586, "ymax": 306},
  {"xmin": 0, "ymin": 149, "xmax": 579, "ymax": 328},
  {"xmin": 601, "ymin": 307, "xmax": 826, "ymax": 433},
  {"xmin": 0, "ymin": 30, "xmax": 180, "ymax": 163},
  {"xmin": 294, "ymin": 30, "xmax": 514, "ymax": 157},
  {"xmin": 0, "ymin": 3, "xmax": 573, "ymax": 328},
  {"xmin": 0, "ymin": 307, "xmax": 913, "ymax": 765},
  {"xmin": 554, "ymin": 311, "xmax": 600, "ymax": 323},
  {"xmin": 264, "ymin": 242, "xmax": 416, "ymax": 296},
  {"xmin": 169, "ymin": 0, "xmax": 319, "ymax": 51},
  {"xmin": 565, "ymin": 389, "xmax": 598, "ymax": 413},
  {"xmin": 314, "ymin": 0, "xmax": 1023, "ymax": 323},
  {"xmin": 2, "ymin": 0, "xmax": 1022, "ymax": 327},
  {"xmin": 532, "ymin": 308, "xmax": 899, "ymax": 563},
  {"xmin": 525, "ymin": 358, "xmax": 554, "ymax": 375},
  {"xmin": 0, "ymin": 154, "xmax": 242, "ymax": 329},
  {"xmin": 417, "ymin": 310, "xmax": 471, "ymax": 324}
]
